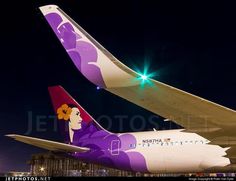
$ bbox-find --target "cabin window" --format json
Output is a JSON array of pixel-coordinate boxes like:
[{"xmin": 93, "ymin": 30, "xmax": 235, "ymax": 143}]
[{"xmin": 129, "ymin": 144, "xmax": 136, "ymax": 148}]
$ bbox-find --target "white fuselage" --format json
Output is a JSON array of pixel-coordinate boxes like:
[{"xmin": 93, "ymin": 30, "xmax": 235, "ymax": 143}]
[{"xmin": 122, "ymin": 129, "xmax": 230, "ymax": 173}]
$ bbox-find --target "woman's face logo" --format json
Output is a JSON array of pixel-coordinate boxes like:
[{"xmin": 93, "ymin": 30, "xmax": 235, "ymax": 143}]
[
  {"xmin": 57, "ymin": 104, "xmax": 83, "ymax": 143},
  {"xmin": 69, "ymin": 107, "xmax": 82, "ymax": 130}
]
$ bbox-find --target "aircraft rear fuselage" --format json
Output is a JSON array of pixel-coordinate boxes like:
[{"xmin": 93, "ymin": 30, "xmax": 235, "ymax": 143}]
[{"xmin": 71, "ymin": 129, "xmax": 230, "ymax": 173}]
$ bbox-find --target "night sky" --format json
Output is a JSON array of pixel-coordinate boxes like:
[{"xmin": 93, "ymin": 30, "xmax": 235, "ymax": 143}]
[{"xmin": 1, "ymin": 0, "xmax": 236, "ymax": 172}]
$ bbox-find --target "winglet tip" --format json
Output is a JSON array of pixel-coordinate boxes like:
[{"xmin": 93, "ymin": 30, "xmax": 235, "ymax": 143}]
[
  {"xmin": 39, "ymin": 4, "xmax": 59, "ymax": 15},
  {"xmin": 5, "ymin": 134, "xmax": 16, "ymax": 138}
]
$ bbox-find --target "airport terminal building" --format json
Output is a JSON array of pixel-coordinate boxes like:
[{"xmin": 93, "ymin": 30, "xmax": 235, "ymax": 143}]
[
  {"xmin": 27, "ymin": 152, "xmax": 233, "ymax": 177},
  {"xmin": 27, "ymin": 152, "xmax": 148, "ymax": 177}
]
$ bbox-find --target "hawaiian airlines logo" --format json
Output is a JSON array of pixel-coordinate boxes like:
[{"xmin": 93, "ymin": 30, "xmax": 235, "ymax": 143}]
[{"xmin": 57, "ymin": 104, "xmax": 83, "ymax": 142}]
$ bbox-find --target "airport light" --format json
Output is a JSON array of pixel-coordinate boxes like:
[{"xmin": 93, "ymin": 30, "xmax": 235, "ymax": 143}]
[{"xmin": 39, "ymin": 167, "xmax": 45, "ymax": 172}]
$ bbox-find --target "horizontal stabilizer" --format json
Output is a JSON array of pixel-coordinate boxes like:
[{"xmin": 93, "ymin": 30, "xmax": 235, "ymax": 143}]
[{"xmin": 6, "ymin": 134, "xmax": 90, "ymax": 153}]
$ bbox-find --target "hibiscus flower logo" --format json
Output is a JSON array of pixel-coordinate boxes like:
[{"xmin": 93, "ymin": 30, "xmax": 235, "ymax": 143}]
[{"xmin": 57, "ymin": 104, "xmax": 72, "ymax": 121}]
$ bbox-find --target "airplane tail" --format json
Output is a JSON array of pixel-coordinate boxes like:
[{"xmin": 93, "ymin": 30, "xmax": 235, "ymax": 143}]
[
  {"xmin": 39, "ymin": 5, "xmax": 140, "ymax": 89},
  {"xmin": 48, "ymin": 86, "xmax": 109, "ymax": 145}
]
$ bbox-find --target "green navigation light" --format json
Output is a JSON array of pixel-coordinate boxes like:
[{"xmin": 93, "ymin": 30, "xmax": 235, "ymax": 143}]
[
  {"xmin": 141, "ymin": 74, "xmax": 148, "ymax": 80},
  {"xmin": 132, "ymin": 59, "xmax": 157, "ymax": 88}
]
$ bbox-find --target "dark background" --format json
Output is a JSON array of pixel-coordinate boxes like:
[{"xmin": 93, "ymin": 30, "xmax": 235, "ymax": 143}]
[{"xmin": 0, "ymin": 0, "xmax": 236, "ymax": 172}]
